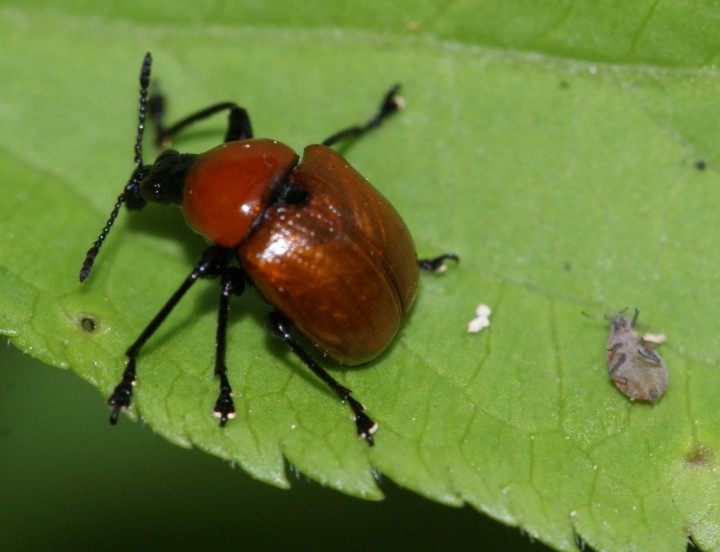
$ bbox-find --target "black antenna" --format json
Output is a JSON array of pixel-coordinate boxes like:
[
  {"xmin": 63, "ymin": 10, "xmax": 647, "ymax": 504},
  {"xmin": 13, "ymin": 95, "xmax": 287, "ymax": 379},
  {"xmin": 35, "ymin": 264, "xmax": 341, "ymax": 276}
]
[{"xmin": 79, "ymin": 52, "xmax": 153, "ymax": 283}]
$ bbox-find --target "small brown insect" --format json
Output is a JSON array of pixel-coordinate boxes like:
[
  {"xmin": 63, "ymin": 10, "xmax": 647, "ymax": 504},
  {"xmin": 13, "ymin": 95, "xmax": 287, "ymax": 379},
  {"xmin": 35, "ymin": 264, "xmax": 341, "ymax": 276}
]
[{"xmin": 605, "ymin": 309, "xmax": 668, "ymax": 402}]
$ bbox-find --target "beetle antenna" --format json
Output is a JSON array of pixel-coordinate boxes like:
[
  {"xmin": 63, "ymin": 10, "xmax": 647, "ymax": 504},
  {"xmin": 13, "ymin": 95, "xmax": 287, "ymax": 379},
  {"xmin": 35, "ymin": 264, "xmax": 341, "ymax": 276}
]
[{"xmin": 79, "ymin": 53, "xmax": 153, "ymax": 283}]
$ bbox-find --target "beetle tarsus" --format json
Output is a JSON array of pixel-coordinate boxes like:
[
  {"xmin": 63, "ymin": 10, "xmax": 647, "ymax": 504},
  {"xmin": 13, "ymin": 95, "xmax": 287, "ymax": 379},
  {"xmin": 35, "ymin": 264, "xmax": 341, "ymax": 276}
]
[
  {"xmin": 107, "ymin": 359, "xmax": 137, "ymax": 424},
  {"xmin": 418, "ymin": 253, "xmax": 459, "ymax": 272},
  {"xmin": 376, "ymin": 84, "xmax": 403, "ymax": 122},
  {"xmin": 346, "ymin": 395, "xmax": 377, "ymax": 446},
  {"xmin": 213, "ymin": 388, "xmax": 236, "ymax": 427}
]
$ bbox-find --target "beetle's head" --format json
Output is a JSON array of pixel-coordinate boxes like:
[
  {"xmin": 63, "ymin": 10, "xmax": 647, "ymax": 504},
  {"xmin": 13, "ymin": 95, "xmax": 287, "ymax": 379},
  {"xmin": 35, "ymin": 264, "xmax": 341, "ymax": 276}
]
[{"xmin": 138, "ymin": 149, "xmax": 198, "ymax": 205}]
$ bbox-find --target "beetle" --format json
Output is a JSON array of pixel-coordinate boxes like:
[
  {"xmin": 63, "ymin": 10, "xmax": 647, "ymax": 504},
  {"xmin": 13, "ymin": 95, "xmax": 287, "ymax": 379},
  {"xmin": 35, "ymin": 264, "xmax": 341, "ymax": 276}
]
[{"xmin": 79, "ymin": 53, "xmax": 458, "ymax": 445}]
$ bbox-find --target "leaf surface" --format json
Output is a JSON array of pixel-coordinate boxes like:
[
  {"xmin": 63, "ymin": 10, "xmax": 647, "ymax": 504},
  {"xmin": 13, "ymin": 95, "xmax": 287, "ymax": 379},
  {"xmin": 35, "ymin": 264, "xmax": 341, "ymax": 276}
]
[{"xmin": 2, "ymin": 3, "xmax": 719, "ymax": 550}]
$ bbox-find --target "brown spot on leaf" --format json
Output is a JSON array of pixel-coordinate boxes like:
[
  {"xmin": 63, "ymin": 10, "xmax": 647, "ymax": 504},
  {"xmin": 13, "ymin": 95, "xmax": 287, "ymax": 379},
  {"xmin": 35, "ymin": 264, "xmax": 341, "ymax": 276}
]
[{"xmin": 685, "ymin": 444, "xmax": 714, "ymax": 468}]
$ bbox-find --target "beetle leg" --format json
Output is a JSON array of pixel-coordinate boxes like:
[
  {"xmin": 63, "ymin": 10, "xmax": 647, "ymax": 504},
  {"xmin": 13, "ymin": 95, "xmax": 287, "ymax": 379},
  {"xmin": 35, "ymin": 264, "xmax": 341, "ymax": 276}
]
[
  {"xmin": 149, "ymin": 94, "xmax": 253, "ymax": 147},
  {"xmin": 418, "ymin": 253, "xmax": 460, "ymax": 272},
  {"xmin": 108, "ymin": 246, "xmax": 233, "ymax": 424},
  {"xmin": 606, "ymin": 342, "xmax": 622, "ymax": 354},
  {"xmin": 266, "ymin": 311, "xmax": 378, "ymax": 446},
  {"xmin": 322, "ymin": 84, "xmax": 403, "ymax": 148},
  {"xmin": 637, "ymin": 344, "xmax": 662, "ymax": 365},
  {"xmin": 213, "ymin": 267, "xmax": 246, "ymax": 426},
  {"xmin": 572, "ymin": 529, "xmax": 599, "ymax": 552},
  {"xmin": 608, "ymin": 351, "xmax": 627, "ymax": 376}
]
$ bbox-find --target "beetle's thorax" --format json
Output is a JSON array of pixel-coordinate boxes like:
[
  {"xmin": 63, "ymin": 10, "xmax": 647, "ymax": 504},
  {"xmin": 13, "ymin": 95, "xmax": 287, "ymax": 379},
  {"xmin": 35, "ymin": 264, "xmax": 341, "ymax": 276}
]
[{"xmin": 182, "ymin": 140, "xmax": 299, "ymax": 247}]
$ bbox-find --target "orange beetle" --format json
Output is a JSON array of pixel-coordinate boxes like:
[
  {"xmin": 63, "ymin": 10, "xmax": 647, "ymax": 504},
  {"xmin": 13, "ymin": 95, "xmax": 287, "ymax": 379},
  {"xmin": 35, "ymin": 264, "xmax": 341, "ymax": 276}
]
[{"xmin": 80, "ymin": 53, "xmax": 457, "ymax": 445}]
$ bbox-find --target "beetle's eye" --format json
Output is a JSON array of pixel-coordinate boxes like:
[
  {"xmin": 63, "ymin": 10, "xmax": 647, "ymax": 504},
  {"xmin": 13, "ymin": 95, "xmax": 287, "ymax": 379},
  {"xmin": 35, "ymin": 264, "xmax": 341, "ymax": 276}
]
[{"xmin": 139, "ymin": 176, "xmax": 162, "ymax": 202}]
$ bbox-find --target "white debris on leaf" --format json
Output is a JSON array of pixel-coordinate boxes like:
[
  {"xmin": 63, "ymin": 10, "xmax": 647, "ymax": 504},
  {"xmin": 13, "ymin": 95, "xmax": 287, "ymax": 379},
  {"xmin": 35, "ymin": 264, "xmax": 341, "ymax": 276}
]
[
  {"xmin": 642, "ymin": 332, "xmax": 666, "ymax": 345},
  {"xmin": 468, "ymin": 304, "xmax": 492, "ymax": 333}
]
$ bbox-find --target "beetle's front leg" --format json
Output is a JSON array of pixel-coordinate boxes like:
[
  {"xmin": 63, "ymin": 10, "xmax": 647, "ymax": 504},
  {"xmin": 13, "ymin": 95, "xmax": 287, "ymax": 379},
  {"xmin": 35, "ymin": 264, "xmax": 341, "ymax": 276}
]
[
  {"xmin": 108, "ymin": 246, "xmax": 233, "ymax": 424},
  {"xmin": 212, "ymin": 267, "xmax": 246, "ymax": 426}
]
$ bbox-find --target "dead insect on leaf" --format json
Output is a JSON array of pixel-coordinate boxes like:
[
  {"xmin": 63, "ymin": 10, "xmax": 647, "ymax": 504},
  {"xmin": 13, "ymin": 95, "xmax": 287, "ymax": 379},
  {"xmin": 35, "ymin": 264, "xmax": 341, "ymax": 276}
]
[{"xmin": 604, "ymin": 309, "xmax": 668, "ymax": 402}]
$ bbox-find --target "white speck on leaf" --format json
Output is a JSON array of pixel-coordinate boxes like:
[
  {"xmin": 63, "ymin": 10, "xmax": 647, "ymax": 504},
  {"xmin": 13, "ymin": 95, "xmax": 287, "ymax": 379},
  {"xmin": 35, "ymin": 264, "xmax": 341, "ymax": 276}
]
[{"xmin": 468, "ymin": 303, "xmax": 492, "ymax": 333}]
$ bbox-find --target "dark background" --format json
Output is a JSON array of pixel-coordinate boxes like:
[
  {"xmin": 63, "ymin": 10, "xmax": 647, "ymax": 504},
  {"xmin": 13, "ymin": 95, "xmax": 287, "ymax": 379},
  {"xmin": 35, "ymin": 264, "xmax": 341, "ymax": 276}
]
[{"xmin": 0, "ymin": 341, "xmax": 551, "ymax": 551}]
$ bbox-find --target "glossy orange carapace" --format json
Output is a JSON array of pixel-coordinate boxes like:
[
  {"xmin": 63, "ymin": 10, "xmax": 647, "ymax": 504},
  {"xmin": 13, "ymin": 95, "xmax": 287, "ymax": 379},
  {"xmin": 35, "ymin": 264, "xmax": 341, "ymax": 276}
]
[
  {"xmin": 239, "ymin": 144, "xmax": 419, "ymax": 364},
  {"xmin": 183, "ymin": 139, "xmax": 419, "ymax": 364}
]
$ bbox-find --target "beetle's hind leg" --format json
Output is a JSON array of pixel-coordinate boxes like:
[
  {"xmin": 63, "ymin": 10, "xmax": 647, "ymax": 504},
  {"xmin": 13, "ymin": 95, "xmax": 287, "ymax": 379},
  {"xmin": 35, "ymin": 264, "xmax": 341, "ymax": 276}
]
[
  {"xmin": 266, "ymin": 311, "xmax": 377, "ymax": 445},
  {"xmin": 322, "ymin": 84, "xmax": 403, "ymax": 148},
  {"xmin": 419, "ymin": 253, "xmax": 460, "ymax": 272}
]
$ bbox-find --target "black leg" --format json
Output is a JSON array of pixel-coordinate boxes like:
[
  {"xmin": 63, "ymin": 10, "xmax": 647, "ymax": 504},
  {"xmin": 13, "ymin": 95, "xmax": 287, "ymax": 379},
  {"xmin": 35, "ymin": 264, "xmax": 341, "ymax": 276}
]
[
  {"xmin": 149, "ymin": 92, "xmax": 253, "ymax": 146},
  {"xmin": 108, "ymin": 246, "xmax": 233, "ymax": 424},
  {"xmin": 322, "ymin": 84, "xmax": 403, "ymax": 148},
  {"xmin": 266, "ymin": 311, "xmax": 377, "ymax": 445},
  {"xmin": 608, "ymin": 351, "xmax": 627, "ymax": 376},
  {"xmin": 573, "ymin": 530, "xmax": 599, "ymax": 552},
  {"xmin": 213, "ymin": 267, "xmax": 246, "ymax": 426},
  {"xmin": 418, "ymin": 253, "xmax": 459, "ymax": 272}
]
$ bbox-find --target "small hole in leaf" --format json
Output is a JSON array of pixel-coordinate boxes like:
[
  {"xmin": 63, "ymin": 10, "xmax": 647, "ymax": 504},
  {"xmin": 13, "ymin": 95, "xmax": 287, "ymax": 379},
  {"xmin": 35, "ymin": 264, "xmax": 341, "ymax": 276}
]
[
  {"xmin": 80, "ymin": 316, "xmax": 96, "ymax": 332},
  {"xmin": 695, "ymin": 160, "xmax": 707, "ymax": 171}
]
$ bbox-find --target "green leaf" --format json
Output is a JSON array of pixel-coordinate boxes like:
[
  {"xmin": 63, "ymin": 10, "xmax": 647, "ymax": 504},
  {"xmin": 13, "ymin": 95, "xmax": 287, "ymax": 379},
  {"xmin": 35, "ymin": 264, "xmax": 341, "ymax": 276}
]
[{"xmin": 2, "ymin": 2, "xmax": 720, "ymax": 551}]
